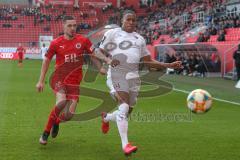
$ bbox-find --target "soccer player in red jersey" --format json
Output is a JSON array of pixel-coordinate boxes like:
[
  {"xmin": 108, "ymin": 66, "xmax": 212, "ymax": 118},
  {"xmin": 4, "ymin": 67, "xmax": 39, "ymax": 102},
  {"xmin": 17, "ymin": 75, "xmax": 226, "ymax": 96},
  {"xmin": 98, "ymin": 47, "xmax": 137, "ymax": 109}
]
[
  {"xmin": 36, "ymin": 16, "xmax": 102, "ymax": 145},
  {"xmin": 16, "ymin": 43, "xmax": 26, "ymax": 67}
]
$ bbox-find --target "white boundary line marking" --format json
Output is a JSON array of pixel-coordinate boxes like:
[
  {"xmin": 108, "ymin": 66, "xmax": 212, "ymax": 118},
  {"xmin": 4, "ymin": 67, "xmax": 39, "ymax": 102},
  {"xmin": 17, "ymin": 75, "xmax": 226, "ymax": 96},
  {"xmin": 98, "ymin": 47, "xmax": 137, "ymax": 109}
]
[
  {"xmin": 142, "ymin": 79, "xmax": 240, "ymax": 105},
  {"xmin": 173, "ymin": 88, "xmax": 240, "ymax": 106}
]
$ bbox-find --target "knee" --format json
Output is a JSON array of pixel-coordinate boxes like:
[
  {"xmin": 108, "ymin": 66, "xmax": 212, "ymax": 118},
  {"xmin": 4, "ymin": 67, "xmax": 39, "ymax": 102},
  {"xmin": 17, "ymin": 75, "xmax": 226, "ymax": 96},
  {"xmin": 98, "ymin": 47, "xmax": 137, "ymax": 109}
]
[
  {"xmin": 117, "ymin": 103, "xmax": 129, "ymax": 121},
  {"xmin": 64, "ymin": 112, "xmax": 74, "ymax": 121},
  {"xmin": 116, "ymin": 94, "xmax": 129, "ymax": 105},
  {"xmin": 56, "ymin": 100, "xmax": 67, "ymax": 109}
]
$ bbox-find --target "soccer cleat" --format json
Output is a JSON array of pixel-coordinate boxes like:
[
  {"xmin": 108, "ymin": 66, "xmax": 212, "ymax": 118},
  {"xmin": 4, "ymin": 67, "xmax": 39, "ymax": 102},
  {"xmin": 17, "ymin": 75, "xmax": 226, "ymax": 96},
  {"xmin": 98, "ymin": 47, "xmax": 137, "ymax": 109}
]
[
  {"xmin": 39, "ymin": 131, "xmax": 49, "ymax": 145},
  {"xmin": 51, "ymin": 123, "xmax": 59, "ymax": 138},
  {"xmin": 123, "ymin": 143, "xmax": 138, "ymax": 156},
  {"xmin": 101, "ymin": 112, "xmax": 109, "ymax": 134}
]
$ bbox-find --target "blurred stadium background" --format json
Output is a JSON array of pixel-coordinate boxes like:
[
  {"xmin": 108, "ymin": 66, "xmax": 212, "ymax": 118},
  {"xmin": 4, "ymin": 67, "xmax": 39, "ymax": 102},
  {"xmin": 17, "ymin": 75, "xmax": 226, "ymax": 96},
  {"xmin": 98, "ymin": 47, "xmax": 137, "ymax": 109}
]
[
  {"xmin": 1, "ymin": 0, "xmax": 240, "ymax": 160},
  {"xmin": 1, "ymin": 0, "xmax": 240, "ymax": 78}
]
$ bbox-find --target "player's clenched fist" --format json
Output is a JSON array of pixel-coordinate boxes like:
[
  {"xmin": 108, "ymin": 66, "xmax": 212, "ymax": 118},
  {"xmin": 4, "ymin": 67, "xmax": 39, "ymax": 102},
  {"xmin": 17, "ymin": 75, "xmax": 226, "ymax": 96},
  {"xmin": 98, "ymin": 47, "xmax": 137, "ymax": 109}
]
[
  {"xmin": 36, "ymin": 81, "xmax": 44, "ymax": 92},
  {"xmin": 110, "ymin": 59, "xmax": 120, "ymax": 67},
  {"xmin": 169, "ymin": 61, "xmax": 183, "ymax": 69}
]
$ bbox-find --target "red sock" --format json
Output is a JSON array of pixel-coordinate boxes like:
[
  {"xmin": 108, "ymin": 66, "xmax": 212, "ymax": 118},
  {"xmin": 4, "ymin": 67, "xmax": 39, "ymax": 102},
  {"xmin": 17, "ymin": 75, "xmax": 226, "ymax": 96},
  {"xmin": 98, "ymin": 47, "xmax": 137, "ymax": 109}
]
[
  {"xmin": 44, "ymin": 106, "xmax": 61, "ymax": 133},
  {"xmin": 55, "ymin": 113, "xmax": 66, "ymax": 125}
]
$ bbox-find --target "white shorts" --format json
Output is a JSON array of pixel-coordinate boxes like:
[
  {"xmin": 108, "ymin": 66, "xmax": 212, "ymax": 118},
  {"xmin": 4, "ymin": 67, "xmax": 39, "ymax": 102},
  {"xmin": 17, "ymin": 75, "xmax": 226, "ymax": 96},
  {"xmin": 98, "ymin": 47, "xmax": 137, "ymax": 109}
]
[{"xmin": 106, "ymin": 77, "xmax": 140, "ymax": 107}]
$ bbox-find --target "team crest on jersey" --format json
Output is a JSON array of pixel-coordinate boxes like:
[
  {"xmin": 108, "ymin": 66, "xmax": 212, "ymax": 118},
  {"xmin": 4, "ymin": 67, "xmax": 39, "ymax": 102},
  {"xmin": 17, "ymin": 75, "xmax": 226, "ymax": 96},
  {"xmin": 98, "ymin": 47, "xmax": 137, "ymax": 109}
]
[{"xmin": 75, "ymin": 43, "xmax": 81, "ymax": 49}]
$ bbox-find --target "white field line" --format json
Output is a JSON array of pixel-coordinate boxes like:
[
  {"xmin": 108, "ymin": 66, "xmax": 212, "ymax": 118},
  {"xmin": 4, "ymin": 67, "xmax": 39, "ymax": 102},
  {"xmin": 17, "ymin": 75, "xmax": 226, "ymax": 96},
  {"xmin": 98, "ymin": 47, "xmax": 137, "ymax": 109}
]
[{"xmin": 173, "ymin": 88, "xmax": 240, "ymax": 106}]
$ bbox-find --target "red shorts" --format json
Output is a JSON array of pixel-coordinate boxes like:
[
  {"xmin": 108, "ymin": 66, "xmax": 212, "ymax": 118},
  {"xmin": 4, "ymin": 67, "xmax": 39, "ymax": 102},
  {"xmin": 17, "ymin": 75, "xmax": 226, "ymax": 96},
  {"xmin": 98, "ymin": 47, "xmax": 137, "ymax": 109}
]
[
  {"xmin": 50, "ymin": 68, "xmax": 82, "ymax": 101},
  {"xmin": 18, "ymin": 53, "xmax": 23, "ymax": 60},
  {"xmin": 54, "ymin": 81, "xmax": 80, "ymax": 100}
]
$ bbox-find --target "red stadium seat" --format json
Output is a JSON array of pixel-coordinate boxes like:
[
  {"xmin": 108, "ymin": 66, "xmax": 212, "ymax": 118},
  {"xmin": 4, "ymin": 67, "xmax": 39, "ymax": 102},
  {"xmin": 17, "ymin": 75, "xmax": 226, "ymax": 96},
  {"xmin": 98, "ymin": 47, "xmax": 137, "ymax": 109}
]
[{"xmin": 0, "ymin": 4, "xmax": 115, "ymax": 46}]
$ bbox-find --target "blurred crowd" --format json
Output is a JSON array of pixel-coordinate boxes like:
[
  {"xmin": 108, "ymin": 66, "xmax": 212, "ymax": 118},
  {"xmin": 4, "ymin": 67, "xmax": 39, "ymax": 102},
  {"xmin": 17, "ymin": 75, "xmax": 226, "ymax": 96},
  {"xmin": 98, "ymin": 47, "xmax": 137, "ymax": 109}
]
[
  {"xmin": 0, "ymin": 4, "xmax": 96, "ymax": 31},
  {"xmin": 197, "ymin": 14, "xmax": 240, "ymax": 42},
  {"xmin": 164, "ymin": 52, "xmax": 221, "ymax": 76},
  {"xmin": 1, "ymin": 0, "xmax": 240, "ymax": 46},
  {"xmin": 106, "ymin": 0, "xmax": 240, "ymax": 44}
]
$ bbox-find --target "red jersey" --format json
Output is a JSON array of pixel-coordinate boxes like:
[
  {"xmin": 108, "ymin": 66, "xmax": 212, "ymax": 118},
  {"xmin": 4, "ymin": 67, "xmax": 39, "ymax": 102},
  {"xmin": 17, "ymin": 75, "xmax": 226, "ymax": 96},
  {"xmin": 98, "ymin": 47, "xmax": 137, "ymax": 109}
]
[
  {"xmin": 45, "ymin": 34, "xmax": 95, "ymax": 85},
  {"xmin": 16, "ymin": 46, "xmax": 25, "ymax": 54}
]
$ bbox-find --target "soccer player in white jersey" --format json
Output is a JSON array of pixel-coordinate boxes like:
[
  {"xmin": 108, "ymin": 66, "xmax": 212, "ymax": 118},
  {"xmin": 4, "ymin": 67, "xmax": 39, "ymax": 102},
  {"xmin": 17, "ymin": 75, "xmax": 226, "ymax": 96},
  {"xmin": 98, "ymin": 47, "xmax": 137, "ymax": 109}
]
[
  {"xmin": 97, "ymin": 10, "xmax": 182, "ymax": 155},
  {"xmin": 40, "ymin": 43, "xmax": 48, "ymax": 60}
]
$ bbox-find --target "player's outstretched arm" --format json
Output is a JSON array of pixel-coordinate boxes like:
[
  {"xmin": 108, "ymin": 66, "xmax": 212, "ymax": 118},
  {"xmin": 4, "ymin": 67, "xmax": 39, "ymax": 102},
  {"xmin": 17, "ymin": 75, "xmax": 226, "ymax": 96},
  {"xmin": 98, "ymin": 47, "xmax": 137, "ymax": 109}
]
[
  {"xmin": 93, "ymin": 48, "xmax": 119, "ymax": 67},
  {"xmin": 143, "ymin": 55, "xmax": 183, "ymax": 70},
  {"xmin": 36, "ymin": 58, "xmax": 51, "ymax": 92}
]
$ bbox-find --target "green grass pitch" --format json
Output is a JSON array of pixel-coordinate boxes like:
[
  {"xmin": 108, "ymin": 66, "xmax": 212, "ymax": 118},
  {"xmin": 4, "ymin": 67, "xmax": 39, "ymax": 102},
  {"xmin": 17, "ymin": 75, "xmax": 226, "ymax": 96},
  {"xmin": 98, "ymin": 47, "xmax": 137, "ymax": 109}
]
[{"xmin": 0, "ymin": 60, "xmax": 240, "ymax": 160}]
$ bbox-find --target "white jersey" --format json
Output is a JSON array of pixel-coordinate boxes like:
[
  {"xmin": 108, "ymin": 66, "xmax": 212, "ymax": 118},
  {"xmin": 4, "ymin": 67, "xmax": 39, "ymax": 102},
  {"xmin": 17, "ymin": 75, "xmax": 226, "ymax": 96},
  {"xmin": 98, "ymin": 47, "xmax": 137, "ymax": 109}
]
[
  {"xmin": 99, "ymin": 28, "xmax": 150, "ymax": 80},
  {"xmin": 41, "ymin": 46, "xmax": 48, "ymax": 60}
]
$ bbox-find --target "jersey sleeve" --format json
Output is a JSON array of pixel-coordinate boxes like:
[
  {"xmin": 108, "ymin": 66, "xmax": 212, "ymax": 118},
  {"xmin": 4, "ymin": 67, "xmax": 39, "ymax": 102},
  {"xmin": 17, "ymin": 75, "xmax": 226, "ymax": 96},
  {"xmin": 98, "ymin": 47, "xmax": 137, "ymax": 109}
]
[
  {"xmin": 140, "ymin": 39, "xmax": 151, "ymax": 58},
  {"xmin": 16, "ymin": 47, "xmax": 20, "ymax": 53},
  {"xmin": 99, "ymin": 29, "xmax": 114, "ymax": 50},
  {"xmin": 16, "ymin": 48, "xmax": 19, "ymax": 53},
  {"xmin": 85, "ymin": 38, "xmax": 95, "ymax": 54},
  {"xmin": 45, "ymin": 41, "xmax": 56, "ymax": 60}
]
